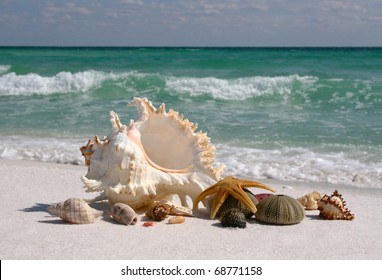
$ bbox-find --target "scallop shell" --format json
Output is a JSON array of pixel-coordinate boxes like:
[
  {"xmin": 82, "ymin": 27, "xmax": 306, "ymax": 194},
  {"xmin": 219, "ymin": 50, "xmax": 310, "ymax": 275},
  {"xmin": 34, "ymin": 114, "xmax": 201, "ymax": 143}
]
[
  {"xmin": 255, "ymin": 194, "xmax": 305, "ymax": 225},
  {"xmin": 111, "ymin": 203, "xmax": 138, "ymax": 225},
  {"xmin": 47, "ymin": 198, "xmax": 103, "ymax": 224},
  {"xmin": 80, "ymin": 98, "xmax": 224, "ymax": 210},
  {"xmin": 220, "ymin": 208, "xmax": 247, "ymax": 228},
  {"xmin": 318, "ymin": 190, "xmax": 355, "ymax": 220},
  {"xmin": 297, "ymin": 191, "xmax": 321, "ymax": 210}
]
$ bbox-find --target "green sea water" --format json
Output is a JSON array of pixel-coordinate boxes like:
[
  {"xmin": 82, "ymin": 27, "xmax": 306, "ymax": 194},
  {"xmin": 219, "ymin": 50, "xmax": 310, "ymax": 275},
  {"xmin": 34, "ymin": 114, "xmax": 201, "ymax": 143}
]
[{"xmin": 0, "ymin": 47, "xmax": 381, "ymax": 187}]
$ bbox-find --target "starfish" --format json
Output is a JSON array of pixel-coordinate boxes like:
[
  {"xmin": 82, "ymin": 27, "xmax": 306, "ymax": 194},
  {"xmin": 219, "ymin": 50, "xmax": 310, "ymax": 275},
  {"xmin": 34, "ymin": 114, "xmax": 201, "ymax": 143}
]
[{"xmin": 193, "ymin": 176, "xmax": 275, "ymax": 219}]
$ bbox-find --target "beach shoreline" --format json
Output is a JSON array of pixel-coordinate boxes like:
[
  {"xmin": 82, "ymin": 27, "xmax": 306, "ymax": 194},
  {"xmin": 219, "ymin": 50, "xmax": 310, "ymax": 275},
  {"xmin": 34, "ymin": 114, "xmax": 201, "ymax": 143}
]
[{"xmin": 0, "ymin": 158, "xmax": 381, "ymax": 260}]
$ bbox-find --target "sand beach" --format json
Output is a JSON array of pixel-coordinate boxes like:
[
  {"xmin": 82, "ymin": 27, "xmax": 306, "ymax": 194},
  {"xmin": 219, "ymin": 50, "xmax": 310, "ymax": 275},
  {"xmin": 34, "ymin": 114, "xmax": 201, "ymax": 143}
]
[{"xmin": 0, "ymin": 158, "xmax": 381, "ymax": 260}]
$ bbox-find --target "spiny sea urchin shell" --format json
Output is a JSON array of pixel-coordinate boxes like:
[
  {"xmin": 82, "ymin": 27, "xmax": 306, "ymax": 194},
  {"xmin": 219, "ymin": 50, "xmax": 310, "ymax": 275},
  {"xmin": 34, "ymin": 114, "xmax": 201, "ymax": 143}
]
[
  {"xmin": 255, "ymin": 194, "xmax": 305, "ymax": 225},
  {"xmin": 220, "ymin": 208, "xmax": 246, "ymax": 228},
  {"xmin": 217, "ymin": 188, "xmax": 259, "ymax": 218},
  {"xmin": 318, "ymin": 190, "xmax": 354, "ymax": 220}
]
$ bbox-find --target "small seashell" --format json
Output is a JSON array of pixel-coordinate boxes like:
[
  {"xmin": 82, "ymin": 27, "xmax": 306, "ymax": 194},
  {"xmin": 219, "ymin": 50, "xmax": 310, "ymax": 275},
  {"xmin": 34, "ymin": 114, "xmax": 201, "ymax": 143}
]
[
  {"xmin": 146, "ymin": 204, "xmax": 170, "ymax": 221},
  {"xmin": 297, "ymin": 191, "xmax": 321, "ymax": 210},
  {"xmin": 220, "ymin": 208, "xmax": 246, "ymax": 228},
  {"xmin": 143, "ymin": 221, "xmax": 156, "ymax": 227},
  {"xmin": 168, "ymin": 216, "xmax": 185, "ymax": 224},
  {"xmin": 47, "ymin": 198, "xmax": 103, "ymax": 224},
  {"xmin": 111, "ymin": 203, "xmax": 138, "ymax": 225},
  {"xmin": 318, "ymin": 190, "xmax": 354, "ymax": 220},
  {"xmin": 255, "ymin": 194, "xmax": 305, "ymax": 225}
]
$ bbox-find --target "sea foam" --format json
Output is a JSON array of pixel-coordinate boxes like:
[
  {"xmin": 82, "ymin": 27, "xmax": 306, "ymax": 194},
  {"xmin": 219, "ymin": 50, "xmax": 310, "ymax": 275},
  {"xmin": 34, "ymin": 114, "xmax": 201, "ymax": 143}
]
[
  {"xmin": 0, "ymin": 65, "xmax": 11, "ymax": 75},
  {"xmin": 0, "ymin": 70, "xmax": 135, "ymax": 96},
  {"xmin": 0, "ymin": 135, "xmax": 380, "ymax": 188},
  {"xmin": 165, "ymin": 75, "xmax": 318, "ymax": 100}
]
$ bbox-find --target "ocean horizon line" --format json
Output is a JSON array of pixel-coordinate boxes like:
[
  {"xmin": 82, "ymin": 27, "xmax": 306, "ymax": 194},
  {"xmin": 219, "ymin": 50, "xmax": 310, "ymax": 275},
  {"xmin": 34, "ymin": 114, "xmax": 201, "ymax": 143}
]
[{"xmin": 1, "ymin": 45, "xmax": 381, "ymax": 49}]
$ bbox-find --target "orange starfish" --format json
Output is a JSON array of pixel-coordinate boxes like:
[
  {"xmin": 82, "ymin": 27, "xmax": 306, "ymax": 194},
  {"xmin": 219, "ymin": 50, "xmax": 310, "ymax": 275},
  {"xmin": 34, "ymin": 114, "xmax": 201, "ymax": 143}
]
[{"xmin": 193, "ymin": 176, "xmax": 275, "ymax": 219}]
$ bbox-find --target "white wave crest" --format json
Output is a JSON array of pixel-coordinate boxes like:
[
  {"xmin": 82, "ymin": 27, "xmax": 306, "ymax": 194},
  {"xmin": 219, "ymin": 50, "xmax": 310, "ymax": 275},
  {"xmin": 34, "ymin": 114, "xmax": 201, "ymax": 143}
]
[
  {"xmin": 0, "ymin": 65, "xmax": 11, "ymax": 75},
  {"xmin": 216, "ymin": 143, "xmax": 382, "ymax": 188},
  {"xmin": 0, "ymin": 70, "xmax": 134, "ymax": 96},
  {"xmin": 166, "ymin": 74, "xmax": 318, "ymax": 100}
]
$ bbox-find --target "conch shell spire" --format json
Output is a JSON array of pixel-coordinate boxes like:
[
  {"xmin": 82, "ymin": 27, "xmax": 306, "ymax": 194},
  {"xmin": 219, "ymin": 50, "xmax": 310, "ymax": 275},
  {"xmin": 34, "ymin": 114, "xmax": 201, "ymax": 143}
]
[{"xmin": 80, "ymin": 97, "xmax": 224, "ymax": 210}]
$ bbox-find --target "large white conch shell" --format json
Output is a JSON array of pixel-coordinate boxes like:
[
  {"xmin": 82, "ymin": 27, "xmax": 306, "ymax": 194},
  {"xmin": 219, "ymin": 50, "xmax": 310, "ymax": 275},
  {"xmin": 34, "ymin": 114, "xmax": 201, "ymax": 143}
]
[{"xmin": 80, "ymin": 98, "xmax": 224, "ymax": 210}]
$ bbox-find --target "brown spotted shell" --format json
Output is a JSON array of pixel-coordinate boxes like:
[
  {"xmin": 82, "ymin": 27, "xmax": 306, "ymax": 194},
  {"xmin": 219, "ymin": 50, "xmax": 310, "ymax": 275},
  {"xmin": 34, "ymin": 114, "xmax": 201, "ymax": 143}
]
[
  {"xmin": 318, "ymin": 190, "xmax": 354, "ymax": 220},
  {"xmin": 47, "ymin": 198, "xmax": 103, "ymax": 224},
  {"xmin": 220, "ymin": 208, "xmax": 246, "ymax": 228},
  {"xmin": 255, "ymin": 194, "xmax": 305, "ymax": 225},
  {"xmin": 111, "ymin": 203, "xmax": 138, "ymax": 225},
  {"xmin": 146, "ymin": 204, "xmax": 170, "ymax": 221}
]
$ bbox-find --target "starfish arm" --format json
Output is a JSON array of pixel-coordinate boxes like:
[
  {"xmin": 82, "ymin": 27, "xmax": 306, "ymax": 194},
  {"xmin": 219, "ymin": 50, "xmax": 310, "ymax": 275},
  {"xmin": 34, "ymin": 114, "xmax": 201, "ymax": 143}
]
[
  {"xmin": 237, "ymin": 179, "xmax": 276, "ymax": 193},
  {"xmin": 192, "ymin": 185, "xmax": 218, "ymax": 210},
  {"xmin": 227, "ymin": 187, "xmax": 258, "ymax": 214},
  {"xmin": 210, "ymin": 187, "xmax": 229, "ymax": 219}
]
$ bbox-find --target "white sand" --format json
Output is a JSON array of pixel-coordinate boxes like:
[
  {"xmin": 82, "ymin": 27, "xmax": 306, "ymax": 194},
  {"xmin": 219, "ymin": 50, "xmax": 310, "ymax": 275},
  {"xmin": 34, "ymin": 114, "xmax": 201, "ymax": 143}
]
[{"xmin": 0, "ymin": 159, "xmax": 381, "ymax": 260}]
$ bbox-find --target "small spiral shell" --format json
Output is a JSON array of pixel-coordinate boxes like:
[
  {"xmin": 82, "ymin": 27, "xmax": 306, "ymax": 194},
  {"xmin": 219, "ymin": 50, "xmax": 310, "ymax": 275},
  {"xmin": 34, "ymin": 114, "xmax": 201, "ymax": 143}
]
[
  {"xmin": 146, "ymin": 204, "xmax": 170, "ymax": 221},
  {"xmin": 220, "ymin": 208, "xmax": 247, "ymax": 228},
  {"xmin": 111, "ymin": 203, "xmax": 138, "ymax": 225},
  {"xmin": 47, "ymin": 198, "xmax": 103, "ymax": 224},
  {"xmin": 255, "ymin": 194, "xmax": 305, "ymax": 225}
]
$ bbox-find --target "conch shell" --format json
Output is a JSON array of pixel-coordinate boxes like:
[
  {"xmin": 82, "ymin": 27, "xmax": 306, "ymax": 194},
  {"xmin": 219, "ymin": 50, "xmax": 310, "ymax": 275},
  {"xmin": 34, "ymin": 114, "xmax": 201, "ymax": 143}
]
[
  {"xmin": 80, "ymin": 98, "xmax": 224, "ymax": 210},
  {"xmin": 47, "ymin": 198, "xmax": 103, "ymax": 224},
  {"xmin": 297, "ymin": 191, "xmax": 321, "ymax": 210},
  {"xmin": 318, "ymin": 190, "xmax": 355, "ymax": 220}
]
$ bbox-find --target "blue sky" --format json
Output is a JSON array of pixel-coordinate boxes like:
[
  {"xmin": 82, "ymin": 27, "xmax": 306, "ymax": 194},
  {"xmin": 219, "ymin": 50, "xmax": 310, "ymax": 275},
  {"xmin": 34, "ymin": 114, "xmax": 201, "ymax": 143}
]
[{"xmin": 0, "ymin": 0, "xmax": 381, "ymax": 46}]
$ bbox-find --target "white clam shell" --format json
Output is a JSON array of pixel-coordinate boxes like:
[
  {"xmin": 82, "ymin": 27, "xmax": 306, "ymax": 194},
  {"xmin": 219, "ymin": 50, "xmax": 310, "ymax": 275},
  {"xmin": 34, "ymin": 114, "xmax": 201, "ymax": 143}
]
[
  {"xmin": 80, "ymin": 98, "xmax": 224, "ymax": 210},
  {"xmin": 47, "ymin": 198, "xmax": 103, "ymax": 224}
]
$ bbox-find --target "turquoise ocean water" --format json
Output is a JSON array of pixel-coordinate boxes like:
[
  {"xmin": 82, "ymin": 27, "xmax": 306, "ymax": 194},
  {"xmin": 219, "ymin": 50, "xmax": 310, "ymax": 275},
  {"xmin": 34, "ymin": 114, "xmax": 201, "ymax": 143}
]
[{"xmin": 0, "ymin": 47, "xmax": 381, "ymax": 188}]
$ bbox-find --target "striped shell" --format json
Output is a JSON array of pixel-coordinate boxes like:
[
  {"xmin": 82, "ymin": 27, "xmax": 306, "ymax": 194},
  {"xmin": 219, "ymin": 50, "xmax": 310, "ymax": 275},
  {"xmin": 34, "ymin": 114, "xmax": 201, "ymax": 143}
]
[
  {"xmin": 255, "ymin": 194, "xmax": 305, "ymax": 225},
  {"xmin": 111, "ymin": 203, "xmax": 138, "ymax": 225},
  {"xmin": 47, "ymin": 198, "xmax": 103, "ymax": 224},
  {"xmin": 220, "ymin": 208, "xmax": 247, "ymax": 228},
  {"xmin": 318, "ymin": 190, "xmax": 354, "ymax": 220}
]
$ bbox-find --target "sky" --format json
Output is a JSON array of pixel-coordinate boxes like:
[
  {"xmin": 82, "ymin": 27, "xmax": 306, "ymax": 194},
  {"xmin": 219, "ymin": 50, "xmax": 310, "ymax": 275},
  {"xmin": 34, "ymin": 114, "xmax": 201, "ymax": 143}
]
[{"xmin": 0, "ymin": 0, "xmax": 381, "ymax": 47}]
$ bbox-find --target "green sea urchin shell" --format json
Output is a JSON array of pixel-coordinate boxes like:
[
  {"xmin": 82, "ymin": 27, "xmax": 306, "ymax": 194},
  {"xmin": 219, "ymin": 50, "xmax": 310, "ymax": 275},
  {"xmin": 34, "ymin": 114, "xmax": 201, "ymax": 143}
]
[
  {"xmin": 255, "ymin": 194, "xmax": 305, "ymax": 225},
  {"xmin": 220, "ymin": 208, "xmax": 247, "ymax": 228}
]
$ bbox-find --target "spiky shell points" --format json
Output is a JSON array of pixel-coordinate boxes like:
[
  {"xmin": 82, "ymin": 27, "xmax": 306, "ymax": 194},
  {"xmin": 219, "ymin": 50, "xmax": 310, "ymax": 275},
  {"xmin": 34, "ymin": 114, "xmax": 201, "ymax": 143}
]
[
  {"xmin": 80, "ymin": 97, "xmax": 224, "ymax": 210},
  {"xmin": 47, "ymin": 198, "xmax": 103, "ymax": 224},
  {"xmin": 220, "ymin": 208, "xmax": 247, "ymax": 228},
  {"xmin": 318, "ymin": 190, "xmax": 355, "ymax": 220},
  {"xmin": 255, "ymin": 195, "xmax": 305, "ymax": 225}
]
